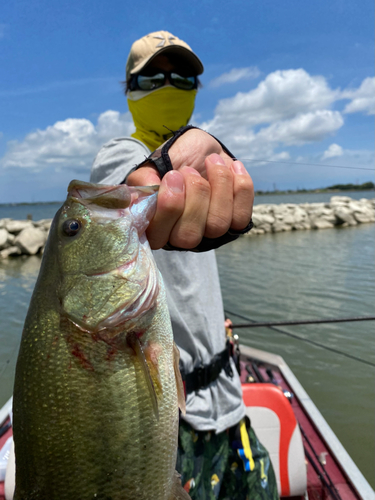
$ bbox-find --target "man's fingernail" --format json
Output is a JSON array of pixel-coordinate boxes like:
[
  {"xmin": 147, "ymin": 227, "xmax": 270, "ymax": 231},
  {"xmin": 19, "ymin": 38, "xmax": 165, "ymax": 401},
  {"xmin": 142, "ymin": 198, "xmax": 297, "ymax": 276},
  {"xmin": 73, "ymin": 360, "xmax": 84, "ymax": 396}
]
[
  {"xmin": 233, "ymin": 161, "xmax": 247, "ymax": 175},
  {"xmin": 165, "ymin": 171, "xmax": 184, "ymax": 193},
  {"xmin": 210, "ymin": 153, "xmax": 226, "ymax": 166}
]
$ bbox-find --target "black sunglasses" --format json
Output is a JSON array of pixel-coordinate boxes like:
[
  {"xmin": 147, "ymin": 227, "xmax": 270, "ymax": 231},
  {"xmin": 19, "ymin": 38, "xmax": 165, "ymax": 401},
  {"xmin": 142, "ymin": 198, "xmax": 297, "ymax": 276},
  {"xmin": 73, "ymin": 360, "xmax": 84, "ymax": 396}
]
[{"xmin": 129, "ymin": 71, "xmax": 197, "ymax": 91}]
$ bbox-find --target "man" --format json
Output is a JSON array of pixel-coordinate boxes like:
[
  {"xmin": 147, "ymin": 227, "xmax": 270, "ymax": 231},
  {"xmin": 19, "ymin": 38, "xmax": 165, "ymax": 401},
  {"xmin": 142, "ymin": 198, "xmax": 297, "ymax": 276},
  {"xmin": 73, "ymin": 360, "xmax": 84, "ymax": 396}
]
[{"xmin": 91, "ymin": 31, "xmax": 278, "ymax": 500}]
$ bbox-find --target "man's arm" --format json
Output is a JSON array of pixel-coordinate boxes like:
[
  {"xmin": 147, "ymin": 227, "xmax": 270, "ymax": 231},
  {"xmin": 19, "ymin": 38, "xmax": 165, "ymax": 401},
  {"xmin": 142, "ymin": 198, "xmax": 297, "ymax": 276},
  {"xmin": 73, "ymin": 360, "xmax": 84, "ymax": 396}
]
[
  {"xmin": 91, "ymin": 138, "xmax": 150, "ymax": 185},
  {"xmin": 127, "ymin": 128, "xmax": 254, "ymax": 250}
]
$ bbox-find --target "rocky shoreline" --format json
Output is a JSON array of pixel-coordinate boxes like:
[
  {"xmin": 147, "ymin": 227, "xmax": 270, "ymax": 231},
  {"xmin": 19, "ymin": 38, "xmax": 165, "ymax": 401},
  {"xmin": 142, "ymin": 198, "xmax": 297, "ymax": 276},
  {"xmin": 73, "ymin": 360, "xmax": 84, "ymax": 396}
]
[
  {"xmin": 247, "ymin": 195, "xmax": 375, "ymax": 236},
  {"xmin": 0, "ymin": 196, "xmax": 374, "ymax": 258}
]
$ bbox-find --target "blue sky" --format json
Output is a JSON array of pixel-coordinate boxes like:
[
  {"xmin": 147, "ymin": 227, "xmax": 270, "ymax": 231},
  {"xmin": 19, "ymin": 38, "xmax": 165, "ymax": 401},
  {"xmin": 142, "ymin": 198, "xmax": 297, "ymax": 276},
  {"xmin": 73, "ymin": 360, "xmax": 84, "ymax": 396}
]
[{"xmin": 0, "ymin": 0, "xmax": 374, "ymax": 202}]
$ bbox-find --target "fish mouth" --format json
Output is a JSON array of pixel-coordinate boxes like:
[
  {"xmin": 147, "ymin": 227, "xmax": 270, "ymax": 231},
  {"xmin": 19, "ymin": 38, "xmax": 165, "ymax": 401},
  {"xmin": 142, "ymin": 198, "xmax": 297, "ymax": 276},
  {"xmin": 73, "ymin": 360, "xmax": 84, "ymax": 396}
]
[{"xmin": 68, "ymin": 180, "xmax": 132, "ymax": 209}]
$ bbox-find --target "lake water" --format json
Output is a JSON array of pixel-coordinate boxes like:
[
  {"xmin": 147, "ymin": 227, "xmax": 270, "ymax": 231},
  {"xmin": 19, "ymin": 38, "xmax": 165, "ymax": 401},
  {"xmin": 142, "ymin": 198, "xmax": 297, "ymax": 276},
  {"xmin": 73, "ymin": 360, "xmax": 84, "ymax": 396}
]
[{"xmin": 0, "ymin": 191, "xmax": 374, "ymax": 487}]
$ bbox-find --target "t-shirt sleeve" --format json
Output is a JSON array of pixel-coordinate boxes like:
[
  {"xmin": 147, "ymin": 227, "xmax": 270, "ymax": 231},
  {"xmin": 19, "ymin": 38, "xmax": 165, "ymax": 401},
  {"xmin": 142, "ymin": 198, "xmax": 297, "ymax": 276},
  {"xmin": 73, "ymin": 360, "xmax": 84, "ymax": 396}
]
[{"xmin": 90, "ymin": 137, "xmax": 150, "ymax": 185}]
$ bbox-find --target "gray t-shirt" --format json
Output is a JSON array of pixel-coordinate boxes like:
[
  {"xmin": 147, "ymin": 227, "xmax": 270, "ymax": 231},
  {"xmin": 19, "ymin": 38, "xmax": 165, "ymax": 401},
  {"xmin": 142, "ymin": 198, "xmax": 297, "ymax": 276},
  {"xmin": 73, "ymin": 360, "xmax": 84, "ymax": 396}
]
[{"xmin": 91, "ymin": 137, "xmax": 245, "ymax": 433}]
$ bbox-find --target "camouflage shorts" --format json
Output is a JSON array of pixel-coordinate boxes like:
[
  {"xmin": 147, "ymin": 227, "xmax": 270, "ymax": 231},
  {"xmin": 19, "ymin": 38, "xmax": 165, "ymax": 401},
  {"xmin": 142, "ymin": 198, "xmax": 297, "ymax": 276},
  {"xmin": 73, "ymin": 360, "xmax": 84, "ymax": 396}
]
[{"xmin": 176, "ymin": 417, "xmax": 279, "ymax": 500}]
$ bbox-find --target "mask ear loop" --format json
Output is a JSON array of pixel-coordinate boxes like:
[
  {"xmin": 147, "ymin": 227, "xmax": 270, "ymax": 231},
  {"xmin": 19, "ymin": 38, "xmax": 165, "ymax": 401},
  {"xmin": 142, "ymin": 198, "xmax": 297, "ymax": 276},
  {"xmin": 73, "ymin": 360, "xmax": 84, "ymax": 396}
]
[{"xmin": 121, "ymin": 125, "xmax": 253, "ymax": 253}]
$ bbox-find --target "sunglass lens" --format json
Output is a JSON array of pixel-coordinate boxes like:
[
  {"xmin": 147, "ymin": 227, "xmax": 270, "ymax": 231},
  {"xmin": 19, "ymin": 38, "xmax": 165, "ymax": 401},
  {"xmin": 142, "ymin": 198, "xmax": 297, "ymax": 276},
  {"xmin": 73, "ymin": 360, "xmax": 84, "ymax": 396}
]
[
  {"xmin": 171, "ymin": 73, "xmax": 196, "ymax": 90},
  {"xmin": 137, "ymin": 73, "xmax": 165, "ymax": 90}
]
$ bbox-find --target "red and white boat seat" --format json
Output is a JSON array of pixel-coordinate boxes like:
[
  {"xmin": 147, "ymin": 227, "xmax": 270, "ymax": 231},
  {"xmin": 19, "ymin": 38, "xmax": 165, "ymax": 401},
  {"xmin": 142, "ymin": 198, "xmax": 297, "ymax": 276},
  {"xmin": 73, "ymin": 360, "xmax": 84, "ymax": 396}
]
[{"xmin": 242, "ymin": 383, "xmax": 307, "ymax": 497}]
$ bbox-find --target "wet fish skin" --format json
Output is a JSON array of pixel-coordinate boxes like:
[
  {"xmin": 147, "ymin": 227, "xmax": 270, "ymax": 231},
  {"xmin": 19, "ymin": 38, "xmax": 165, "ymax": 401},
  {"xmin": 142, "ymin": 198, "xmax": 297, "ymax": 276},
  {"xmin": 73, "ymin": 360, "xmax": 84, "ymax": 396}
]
[{"xmin": 13, "ymin": 181, "xmax": 189, "ymax": 500}]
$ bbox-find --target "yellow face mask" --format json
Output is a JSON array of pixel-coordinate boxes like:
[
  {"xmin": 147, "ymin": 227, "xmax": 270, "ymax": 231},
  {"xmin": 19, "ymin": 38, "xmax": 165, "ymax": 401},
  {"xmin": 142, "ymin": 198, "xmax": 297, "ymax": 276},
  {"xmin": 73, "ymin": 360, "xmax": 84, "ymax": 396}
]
[{"xmin": 128, "ymin": 86, "xmax": 197, "ymax": 151}]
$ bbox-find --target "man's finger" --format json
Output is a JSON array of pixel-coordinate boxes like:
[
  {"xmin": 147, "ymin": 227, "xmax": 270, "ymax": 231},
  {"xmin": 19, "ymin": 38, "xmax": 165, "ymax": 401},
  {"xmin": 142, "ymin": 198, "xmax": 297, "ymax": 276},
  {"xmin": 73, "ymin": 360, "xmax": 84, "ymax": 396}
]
[
  {"xmin": 168, "ymin": 167, "xmax": 211, "ymax": 249},
  {"xmin": 146, "ymin": 170, "xmax": 186, "ymax": 249},
  {"xmin": 126, "ymin": 165, "xmax": 161, "ymax": 187},
  {"xmin": 204, "ymin": 153, "xmax": 234, "ymax": 239},
  {"xmin": 230, "ymin": 161, "xmax": 254, "ymax": 231}
]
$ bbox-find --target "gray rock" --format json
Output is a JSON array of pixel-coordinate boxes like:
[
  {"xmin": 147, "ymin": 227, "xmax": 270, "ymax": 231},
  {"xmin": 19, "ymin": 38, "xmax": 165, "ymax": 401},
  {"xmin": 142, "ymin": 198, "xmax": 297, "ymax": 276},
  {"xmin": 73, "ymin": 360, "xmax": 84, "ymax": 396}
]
[
  {"xmin": 333, "ymin": 207, "xmax": 358, "ymax": 226},
  {"xmin": 301, "ymin": 203, "xmax": 326, "ymax": 213},
  {"xmin": 280, "ymin": 213, "xmax": 295, "ymax": 225},
  {"xmin": 251, "ymin": 228, "xmax": 266, "ymax": 235},
  {"xmin": 293, "ymin": 221, "xmax": 311, "ymax": 230},
  {"xmin": 330, "ymin": 196, "xmax": 352, "ymax": 204},
  {"xmin": 0, "ymin": 229, "xmax": 9, "ymax": 249},
  {"xmin": 272, "ymin": 222, "xmax": 293, "ymax": 232},
  {"xmin": 353, "ymin": 212, "xmax": 375, "ymax": 224},
  {"xmin": 253, "ymin": 204, "xmax": 277, "ymax": 214},
  {"xmin": 311, "ymin": 219, "xmax": 335, "ymax": 229},
  {"xmin": 34, "ymin": 219, "xmax": 53, "ymax": 231},
  {"xmin": 5, "ymin": 220, "xmax": 34, "ymax": 234},
  {"xmin": 272, "ymin": 205, "xmax": 289, "ymax": 215},
  {"xmin": 292, "ymin": 206, "xmax": 309, "ymax": 221},
  {"xmin": 309, "ymin": 208, "xmax": 337, "ymax": 225},
  {"xmin": 1, "ymin": 246, "xmax": 22, "ymax": 258},
  {"xmin": 15, "ymin": 227, "xmax": 47, "ymax": 255},
  {"xmin": 0, "ymin": 229, "xmax": 16, "ymax": 250},
  {"xmin": 252, "ymin": 213, "xmax": 275, "ymax": 226},
  {"xmin": 359, "ymin": 198, "xmax": 374, "ymax": 206},
  {"xmin": 0, "ymin": 219, "xmax": 12, "ymax": 229},
  {"xmin": 259, "ymin": 223, "xmax": 272, "ymax": 233}
]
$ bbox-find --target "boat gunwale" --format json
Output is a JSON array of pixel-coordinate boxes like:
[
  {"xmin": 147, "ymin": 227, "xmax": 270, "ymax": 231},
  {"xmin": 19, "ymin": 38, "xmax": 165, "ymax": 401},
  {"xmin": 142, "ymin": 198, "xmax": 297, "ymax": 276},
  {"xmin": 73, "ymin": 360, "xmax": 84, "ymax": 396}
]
[{"xmin": 239, "ymin": 343, "xmax": 375, "ymax": 500}]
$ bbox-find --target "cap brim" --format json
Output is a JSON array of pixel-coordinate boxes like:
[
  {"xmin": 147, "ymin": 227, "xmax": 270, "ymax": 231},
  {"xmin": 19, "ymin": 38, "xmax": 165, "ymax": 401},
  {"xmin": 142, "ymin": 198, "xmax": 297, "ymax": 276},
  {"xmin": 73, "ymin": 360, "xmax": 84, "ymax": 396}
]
[{"xmin": 130, "ymin": 45, "xmax": 204, "ymax": 76}]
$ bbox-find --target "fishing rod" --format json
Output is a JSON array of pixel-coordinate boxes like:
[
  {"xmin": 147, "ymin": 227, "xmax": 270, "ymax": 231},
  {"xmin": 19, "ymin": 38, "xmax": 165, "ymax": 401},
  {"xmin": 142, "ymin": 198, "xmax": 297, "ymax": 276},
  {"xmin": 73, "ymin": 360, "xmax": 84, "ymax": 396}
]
[
  {"xmin": 224, "ymin": 309, "xmax": 375, "ymax": 367},
  {"xmin": 231, "ymin": 316, "xmax": 375, "ymax": 328}
]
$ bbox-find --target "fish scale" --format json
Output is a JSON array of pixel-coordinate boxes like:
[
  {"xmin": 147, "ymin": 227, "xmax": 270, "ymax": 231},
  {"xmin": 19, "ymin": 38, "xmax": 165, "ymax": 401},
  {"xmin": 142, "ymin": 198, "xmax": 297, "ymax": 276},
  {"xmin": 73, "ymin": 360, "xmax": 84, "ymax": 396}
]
[{"xmin": 13, "ymin": 180, "xmax": 190, "ymax": 500}]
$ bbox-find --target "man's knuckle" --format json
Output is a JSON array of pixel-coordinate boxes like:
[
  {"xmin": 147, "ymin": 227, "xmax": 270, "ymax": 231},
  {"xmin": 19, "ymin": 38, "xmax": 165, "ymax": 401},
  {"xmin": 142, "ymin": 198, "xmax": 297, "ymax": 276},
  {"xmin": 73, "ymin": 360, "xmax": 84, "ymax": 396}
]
[
  {"xmin": 206, "ymin": 214, "xmax": 230, "ymax": 238},
  {"xmin": 235, "ymin": 175, "xmax": 253, "ymax": 192},
  {"xmin": 172, "ymin": 229, "xmax": 202, "ymax": 249},
  {"xmin": 190, "ymin": 177, "xmax": 210, "ymax": 196}
]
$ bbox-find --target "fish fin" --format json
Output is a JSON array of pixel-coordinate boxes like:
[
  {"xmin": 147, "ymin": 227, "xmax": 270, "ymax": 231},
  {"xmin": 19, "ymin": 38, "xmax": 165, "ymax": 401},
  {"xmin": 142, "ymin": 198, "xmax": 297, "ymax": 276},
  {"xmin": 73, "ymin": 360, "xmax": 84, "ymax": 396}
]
[
  {"xmin": 144, "ymin": 343, "xmax": 163, "ymax": 396},
  {"xmin": 173, "ymin": 343, "xmax": 186, "ymax": 415},
  {"xmin": 169, "ymin": 471, "xmax": 192, "ymax": 500},
  {"xmin": 132, "ymin": 336, "xmax": 159, "ymax": 420}
]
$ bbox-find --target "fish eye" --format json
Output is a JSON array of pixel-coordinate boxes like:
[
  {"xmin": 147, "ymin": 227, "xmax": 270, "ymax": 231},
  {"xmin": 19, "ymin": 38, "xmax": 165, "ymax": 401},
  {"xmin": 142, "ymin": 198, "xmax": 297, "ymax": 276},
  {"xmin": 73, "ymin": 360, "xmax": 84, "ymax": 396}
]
[{"xmin": 62, "ymin": 219, "xmax": 82, "ymax": 237}]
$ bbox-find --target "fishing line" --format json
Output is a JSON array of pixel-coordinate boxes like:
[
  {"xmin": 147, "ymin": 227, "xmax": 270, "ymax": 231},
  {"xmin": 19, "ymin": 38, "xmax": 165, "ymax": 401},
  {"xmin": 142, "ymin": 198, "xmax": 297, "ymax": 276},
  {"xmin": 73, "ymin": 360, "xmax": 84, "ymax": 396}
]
[
  {"xmin": 236, "ymin": 158, "xmax": 374, "ymax": 171},
  {"xmin": 224, "ymin": 309, "xmax": 375, "ymax": 368},
  {"xmin": 196, "ymin": 156, "xmax": 375, "ymax": 172}
]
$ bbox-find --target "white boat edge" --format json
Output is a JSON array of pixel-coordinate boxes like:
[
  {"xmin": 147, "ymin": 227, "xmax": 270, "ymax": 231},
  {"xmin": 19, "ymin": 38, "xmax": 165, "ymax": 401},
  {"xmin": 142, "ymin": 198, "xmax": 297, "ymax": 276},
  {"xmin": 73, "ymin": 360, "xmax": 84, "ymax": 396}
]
[
  {"xmin": 0, "ymin": 397, "xmax": 12, "ymax": 429},
  {"xmin": 240, "ymin": 344, "xmax": 375, "ymax": 500}
]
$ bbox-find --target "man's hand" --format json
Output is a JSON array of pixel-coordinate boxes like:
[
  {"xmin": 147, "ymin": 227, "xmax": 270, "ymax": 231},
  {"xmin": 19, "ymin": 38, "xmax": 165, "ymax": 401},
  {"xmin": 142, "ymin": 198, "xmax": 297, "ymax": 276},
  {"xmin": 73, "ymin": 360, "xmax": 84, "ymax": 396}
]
[{"xmin": 127, "ymin": 129, "xmax": 254, "ymax": 250}]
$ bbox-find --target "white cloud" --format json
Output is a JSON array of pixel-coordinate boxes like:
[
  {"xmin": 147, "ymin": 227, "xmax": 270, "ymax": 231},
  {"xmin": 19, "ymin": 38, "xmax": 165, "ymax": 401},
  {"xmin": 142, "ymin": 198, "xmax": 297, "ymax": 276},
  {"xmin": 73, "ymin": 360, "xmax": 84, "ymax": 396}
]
[
  {"xmin": 342, "ymin": 77, "xmax": 375, "ymax": 115},
  {"xmin": 206, "ymin": 69, "xmax": 340, "ymax": 132},
  {"xmin": 322, "ymin": 143, "xmax": 344, "ymax": 159},
  {"xmin": 256, "ymin": 111, "xmax": 344, "ymax": 146},
  {"xmin": 209, "ymin": 67, "xmax": 261, "ymax": 87},
  {"xmin": 199, "ymin": 69, "xmax": 345, "ymax": 159},
  {"xmin": 0, "ymin": 111, "xmax": 134, "ymax": 171}
]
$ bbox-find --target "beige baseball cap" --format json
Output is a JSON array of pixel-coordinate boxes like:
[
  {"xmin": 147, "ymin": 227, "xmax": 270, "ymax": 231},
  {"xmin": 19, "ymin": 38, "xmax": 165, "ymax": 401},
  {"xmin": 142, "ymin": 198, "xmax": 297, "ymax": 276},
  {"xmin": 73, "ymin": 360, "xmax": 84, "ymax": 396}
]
[{"xmin": 126, "ymin": 30, "xmax": 204, "ymax": 81}]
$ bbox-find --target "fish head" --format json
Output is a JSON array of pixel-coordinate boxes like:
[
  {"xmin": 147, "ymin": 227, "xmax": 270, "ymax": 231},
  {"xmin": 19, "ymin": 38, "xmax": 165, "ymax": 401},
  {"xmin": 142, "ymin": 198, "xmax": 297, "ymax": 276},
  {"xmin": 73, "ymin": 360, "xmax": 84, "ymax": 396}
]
[{"xmin": 52, "ymin": 180, "xmax": 160, "ymax": 335}]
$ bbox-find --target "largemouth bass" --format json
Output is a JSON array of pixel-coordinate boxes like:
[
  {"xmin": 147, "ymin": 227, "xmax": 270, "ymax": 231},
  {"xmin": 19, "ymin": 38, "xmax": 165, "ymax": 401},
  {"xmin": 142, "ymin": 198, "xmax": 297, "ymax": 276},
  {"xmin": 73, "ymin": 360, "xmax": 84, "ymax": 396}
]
[{"xmin": 13, "ymin": 180, "xmax": 189, "ymax": 500}]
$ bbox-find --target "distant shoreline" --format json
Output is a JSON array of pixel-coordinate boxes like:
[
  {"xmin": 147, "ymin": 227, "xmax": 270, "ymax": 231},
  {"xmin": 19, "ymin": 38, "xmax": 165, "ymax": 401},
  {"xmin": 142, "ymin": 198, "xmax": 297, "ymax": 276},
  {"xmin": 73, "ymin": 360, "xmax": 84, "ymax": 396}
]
[
  {"xmin": 1, "ymin": 183, "xmax": 374, "ymax": 207},
  {"xmin": 255, "ymin": 181, "xmax": 374, "ymax": 197}
]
